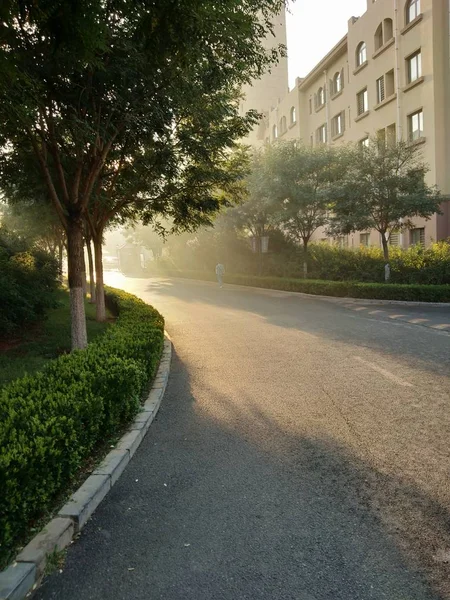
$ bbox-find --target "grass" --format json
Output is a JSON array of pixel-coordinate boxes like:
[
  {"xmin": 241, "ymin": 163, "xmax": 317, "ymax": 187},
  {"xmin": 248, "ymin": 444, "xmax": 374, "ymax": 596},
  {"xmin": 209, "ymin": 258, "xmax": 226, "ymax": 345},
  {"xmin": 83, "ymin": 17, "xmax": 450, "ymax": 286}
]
[{"xmin": 0, "ymin": 288, "xmax": 111, "ymax": 387}]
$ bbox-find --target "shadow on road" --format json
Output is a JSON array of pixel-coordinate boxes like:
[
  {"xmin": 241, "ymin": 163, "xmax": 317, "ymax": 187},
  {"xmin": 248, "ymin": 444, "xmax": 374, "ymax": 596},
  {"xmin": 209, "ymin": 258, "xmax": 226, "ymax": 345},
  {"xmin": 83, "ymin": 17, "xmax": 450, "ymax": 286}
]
[
  {"xmin": 35, "ymin": 347, "xmax": 449, "ymax": 600},
  {"xmin": 144, "ymin": 277, "xmax": 450, "ymax": 378}
]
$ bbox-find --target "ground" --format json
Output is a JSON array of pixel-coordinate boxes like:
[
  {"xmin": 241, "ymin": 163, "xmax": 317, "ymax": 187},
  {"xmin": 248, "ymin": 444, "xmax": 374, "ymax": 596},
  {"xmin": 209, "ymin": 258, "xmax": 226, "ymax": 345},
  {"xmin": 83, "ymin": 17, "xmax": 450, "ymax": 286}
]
[
  {"xmin": 34, "ymin": 275, "xmax": 450, "ymax": 600},
  {"xmin": 0, "ymin": 289, "xmax": 110, "ymax": 386}
]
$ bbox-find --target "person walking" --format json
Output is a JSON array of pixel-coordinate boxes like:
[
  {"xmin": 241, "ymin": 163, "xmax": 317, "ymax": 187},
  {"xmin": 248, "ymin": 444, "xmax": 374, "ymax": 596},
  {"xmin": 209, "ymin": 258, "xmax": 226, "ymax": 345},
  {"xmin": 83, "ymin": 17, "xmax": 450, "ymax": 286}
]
[{"xmin": 215, "ymin": 262, "xmax": 225, "ymax": 288}]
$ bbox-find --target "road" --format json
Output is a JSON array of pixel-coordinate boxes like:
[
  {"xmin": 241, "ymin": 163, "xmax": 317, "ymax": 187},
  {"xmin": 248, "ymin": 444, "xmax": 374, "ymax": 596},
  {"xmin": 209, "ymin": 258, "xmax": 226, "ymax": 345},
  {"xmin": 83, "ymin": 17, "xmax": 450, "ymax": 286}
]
[{"xmin": 36, "ymin": 275, "xmax": 450, "ymax": 600}]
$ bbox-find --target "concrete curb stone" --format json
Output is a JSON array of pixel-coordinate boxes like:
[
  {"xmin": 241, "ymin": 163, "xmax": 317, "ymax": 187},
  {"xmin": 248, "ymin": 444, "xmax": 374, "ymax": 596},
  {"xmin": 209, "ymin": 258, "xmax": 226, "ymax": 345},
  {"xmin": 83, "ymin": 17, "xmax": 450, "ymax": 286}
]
[
  {"xmin": 16, "ymin": 518, "xmax": 74, "ymax": 580},
  {"xmin": 0, "ymin": 333, "xmax": 171, "ymax": 600}
]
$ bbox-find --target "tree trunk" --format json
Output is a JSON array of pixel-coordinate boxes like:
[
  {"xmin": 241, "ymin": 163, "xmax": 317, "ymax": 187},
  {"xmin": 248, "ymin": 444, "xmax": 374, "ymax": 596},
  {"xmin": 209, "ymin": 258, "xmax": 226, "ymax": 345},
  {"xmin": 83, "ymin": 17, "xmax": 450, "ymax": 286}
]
[
  {"xmin": 67, "ymin": 216, "xmax": 88, "ymax": 349},
  {"xmin": 86, "ymin": 239, "xmax": 96, "ymax": 303},
  {"xmin": 93, "ymin": 235, "xmax": 106, "ymax": 322},
  {"xmin": 302, "ymin": 239, "xmax": 308, "ymax": 278},
  {"xmin": 57, "ymin": 244, "xmax": 64, "ymax": 282},
  {"xmin": 381, "ymin": 232, "xmax": 390, "ymax": 261},
  {"xmin": 81, "ymin": 244, "xmax": 87, "ymax": 297}
]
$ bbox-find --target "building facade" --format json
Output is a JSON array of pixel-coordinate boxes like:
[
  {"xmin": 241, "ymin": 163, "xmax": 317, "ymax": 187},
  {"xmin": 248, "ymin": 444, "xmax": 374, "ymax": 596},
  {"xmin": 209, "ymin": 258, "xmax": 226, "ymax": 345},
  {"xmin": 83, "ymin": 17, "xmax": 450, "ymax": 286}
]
[{"xmin": 245, "ymin": 0, "xmax": 450, "ymax": 248}]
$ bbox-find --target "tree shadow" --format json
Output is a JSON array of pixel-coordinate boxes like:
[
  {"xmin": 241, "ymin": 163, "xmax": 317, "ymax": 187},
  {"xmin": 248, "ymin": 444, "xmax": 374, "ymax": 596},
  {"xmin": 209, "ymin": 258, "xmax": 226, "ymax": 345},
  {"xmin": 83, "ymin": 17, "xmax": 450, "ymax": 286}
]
[
  {"xmin": 35, "ymin": 348, "xmax": 449, "ymax": 600},
  {"xmin": 142, "ymin": 276, "xmax": 450, "ymax": 378}
]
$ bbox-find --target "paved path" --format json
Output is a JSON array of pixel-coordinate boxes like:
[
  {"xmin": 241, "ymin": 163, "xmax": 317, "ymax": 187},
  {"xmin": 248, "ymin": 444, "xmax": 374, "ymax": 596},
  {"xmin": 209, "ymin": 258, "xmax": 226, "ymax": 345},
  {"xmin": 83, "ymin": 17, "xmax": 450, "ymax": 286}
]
[{"xmin": 36, "ymin": 276, "xmax": 450, "ymax": 600}]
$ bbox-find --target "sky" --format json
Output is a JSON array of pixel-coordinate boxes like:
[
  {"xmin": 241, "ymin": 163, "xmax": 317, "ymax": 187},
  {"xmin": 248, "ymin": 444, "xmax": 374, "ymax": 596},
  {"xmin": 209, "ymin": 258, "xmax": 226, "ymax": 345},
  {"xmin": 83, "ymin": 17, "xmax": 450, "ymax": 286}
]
[{"xmin": 286, "ymin": 0, "xmax": 367, "ymax": 89}]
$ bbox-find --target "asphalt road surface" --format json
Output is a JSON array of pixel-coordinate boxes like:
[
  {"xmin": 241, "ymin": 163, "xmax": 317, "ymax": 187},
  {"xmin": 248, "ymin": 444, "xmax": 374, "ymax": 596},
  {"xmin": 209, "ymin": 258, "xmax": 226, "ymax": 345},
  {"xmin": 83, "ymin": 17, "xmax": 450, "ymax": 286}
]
[{"xmin": 36, "ymin": 275, "xmax": 450, "ymax": 600}]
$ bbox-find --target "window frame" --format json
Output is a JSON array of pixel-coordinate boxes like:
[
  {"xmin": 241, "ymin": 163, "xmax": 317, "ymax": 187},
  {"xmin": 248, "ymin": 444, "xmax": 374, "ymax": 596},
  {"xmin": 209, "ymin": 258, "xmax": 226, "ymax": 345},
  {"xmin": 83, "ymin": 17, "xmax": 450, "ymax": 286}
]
[
  {"xmin": 406, "ymin": 0, "xmax": 420, "ymax": 24},
  {"xmin": 410, "ymin": 227, "xmax": 425, "ymax": 246},
  {"xmin": 356, "ymin": 42, "xmax": 367, "ymax": 67},
  {"xmin": 376, "ymin": 75, "xmax": 385, "ymax": 104},
  {"xmin": 408, "ymin": 108, "xmax": 424, "ymax": 141},
  {"xmin": 316, "ymin": 123, "xmax": 327, "ymax": 144},
  {"xmin": 290, "ymin": 106, "xmax": 297, "ymax": 125},
  {"xmin": 407, "ymin": 49, "xmax": 422, "ymax": 83},
  {"xmin": 357, "ymin": 87, "xmax": 369, "ymax": 115}
]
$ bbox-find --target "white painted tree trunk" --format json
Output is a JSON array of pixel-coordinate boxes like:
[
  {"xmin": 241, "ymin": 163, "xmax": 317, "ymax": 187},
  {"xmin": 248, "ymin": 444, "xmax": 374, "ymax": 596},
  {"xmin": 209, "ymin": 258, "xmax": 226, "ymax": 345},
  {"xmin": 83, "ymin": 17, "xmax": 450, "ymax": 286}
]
[
  {"xmin": 86, "ymin": 240, "xmax": 96, "ymax": 303},
  {"xmin": 94, "ymin": 236, "xmax": 106, "ymax": 322},
  {"xmin": 67, "ymin": 217, "xmax": 88, "ymax": 349}
]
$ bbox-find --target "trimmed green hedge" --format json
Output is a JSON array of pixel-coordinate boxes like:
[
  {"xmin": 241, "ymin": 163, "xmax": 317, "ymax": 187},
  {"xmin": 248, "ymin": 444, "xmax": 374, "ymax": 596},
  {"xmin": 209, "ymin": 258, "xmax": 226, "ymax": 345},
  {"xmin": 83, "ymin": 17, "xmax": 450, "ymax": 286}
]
[
  {"xmin": 158, "ymin": 269, "xmax": 450, "ymax": 302},
  {"xmin": 0, "ymin": 288, "xmax": 164, "ymax": 568}
]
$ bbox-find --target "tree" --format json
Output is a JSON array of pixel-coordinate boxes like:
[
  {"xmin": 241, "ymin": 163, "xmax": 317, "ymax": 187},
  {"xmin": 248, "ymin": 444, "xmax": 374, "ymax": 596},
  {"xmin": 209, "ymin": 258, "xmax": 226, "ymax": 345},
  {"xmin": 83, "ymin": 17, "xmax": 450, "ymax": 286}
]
[
  {"xmin": 0, "ymin": 0, "xmax": 286, "ymax": 347},
  {"xmin": 228, "ymin": 149, "xmax": 279, "ymax": 273},
  {"xmin": 265, "ymin": 142, "xmax": 342, "ymax": 276},
  {"xmin": 330, "ymin": 140, "xmax": 441, "ymax": 261}
]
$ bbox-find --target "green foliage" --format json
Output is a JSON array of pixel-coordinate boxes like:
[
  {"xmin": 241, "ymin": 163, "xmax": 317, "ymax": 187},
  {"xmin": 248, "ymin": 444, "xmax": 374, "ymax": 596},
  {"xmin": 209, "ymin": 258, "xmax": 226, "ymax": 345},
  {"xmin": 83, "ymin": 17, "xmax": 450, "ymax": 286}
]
[
  {"xmin": 329, "ymin": 140, "xmax": 441, "ymax": 259},
  {"xmin": 157, "ymin": 268, "xmax": 450, "ymax": 302},
  {"xmin": 0, "ymin": 227, "xmax": 59, "ymax": 336},
  {"xmin": 0, "ymin": 289, "xmax": 111, "ymax": 387},
  {"xmin": 0, "ymin": 288, "xmax": 164, "ymax": 568}
]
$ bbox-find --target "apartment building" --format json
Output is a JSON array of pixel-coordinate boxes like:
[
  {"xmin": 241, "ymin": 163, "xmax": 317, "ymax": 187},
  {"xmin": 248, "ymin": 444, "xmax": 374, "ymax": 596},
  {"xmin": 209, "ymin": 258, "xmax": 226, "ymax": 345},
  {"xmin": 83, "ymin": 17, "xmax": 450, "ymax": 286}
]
[{"xmin": 248, "ymin": 0, "xmax": 450, "ymax": 248}]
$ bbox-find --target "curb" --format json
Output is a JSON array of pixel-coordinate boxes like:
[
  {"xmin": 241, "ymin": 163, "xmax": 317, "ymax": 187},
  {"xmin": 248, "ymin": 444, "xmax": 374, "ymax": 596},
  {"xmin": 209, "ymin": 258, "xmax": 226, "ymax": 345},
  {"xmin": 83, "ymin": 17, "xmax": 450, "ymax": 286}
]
[
  {"xmin": 0, "ymin": 334, "xmax": 172, "ymax": 600},
  {"xmin": 162, "ymin": 275, "xmax": 450, "ymax": 308}
]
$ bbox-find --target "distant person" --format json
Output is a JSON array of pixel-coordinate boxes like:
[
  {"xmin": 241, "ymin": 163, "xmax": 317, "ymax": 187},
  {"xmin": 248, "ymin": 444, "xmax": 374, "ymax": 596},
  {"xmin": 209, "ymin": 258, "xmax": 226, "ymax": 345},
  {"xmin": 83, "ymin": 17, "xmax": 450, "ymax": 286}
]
[{"xmin": 215, "ymin": 263, "xmax": 225, "ymax": 288}]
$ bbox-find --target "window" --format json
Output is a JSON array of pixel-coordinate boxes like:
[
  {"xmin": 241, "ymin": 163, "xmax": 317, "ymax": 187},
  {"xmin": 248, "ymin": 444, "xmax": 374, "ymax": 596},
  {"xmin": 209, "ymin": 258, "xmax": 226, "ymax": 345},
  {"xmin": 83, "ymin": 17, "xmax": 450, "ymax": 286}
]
[
  {"xmin": 332, "ymin": 111, "xmax": 345, "ymax": 137},
  {"xmin": 377, "ymin": 128, "xmax": 386, "ymax": 149},
  {"xmin": 410, "ymin": 227, "xmax": 425, "ymax": 246},
  {"xmin": 360, "ymin": 233, "xmax": 370, "ymax": 247},
  {"xmin": 356, "ymin": 42, "xmax": 367, "ymax": 67},
  {"xmin": 359, "ymin": 137, "xmax": 370, "ymax": 148},
  {"xmin": 290, "ymin": 106, "xmax": 297, "ymax": 124},
  {"xmin": 385, "ymin": 69, "xmax": 395, "ymax": 96},
  {"xmin": 309, "ymin": 98, "xmax": 312, "ymax": 114},
  {"xmin": 316, "ymin": 123, "xmax": 327, "ymax": 144},
  {"xmin": 310, "ymin": 134, "xmax": 313, "ymax": 148},
  {"xmin": 376, "ymin": 76, "xmax": 385, "ymax": 103},
  {"xmin": 335, "ymin": 236, "xmax": 348, "ymax": 248},
  {"xmin": 406, "ymin": 0, "xmax": 420, "ymax": 24},
  {"xmin": 389, "ymin": 232, "xmax": 400, "ymax": 246},
  {"xmin": 317, "ymin": 87, "xmax": 325, "ymax": 107},
  {"xmin": 384, "ymin": 18, "xmax": 393, "ymax": 40},
  {"xmin": 332, "ymin": 70, "xmax": 343, "ymax": 95},
  {"xmin": 408, "ymin": 109, "xmax": 423, "ymax": 140},
  {"xmin": 387, "ymin": 123, "xmax": 396, "ymax": 145},
  {"xmin": 375, "ymin": 23, "xmax": 383, "ymax": 51},
  {"xmin": 407, "ymin": 50, "xmax": 422, "ymax": 83},
  {"xmin": 272, "ymin": 124, "xmax": 278, "ymax": 140},
  {"xmin": 280, "ymin": 116, "xmax": 287, "ymax": 134},
  {"xmin": 357, "ymin": 88, "xmax": 369, "ymax": 115}
]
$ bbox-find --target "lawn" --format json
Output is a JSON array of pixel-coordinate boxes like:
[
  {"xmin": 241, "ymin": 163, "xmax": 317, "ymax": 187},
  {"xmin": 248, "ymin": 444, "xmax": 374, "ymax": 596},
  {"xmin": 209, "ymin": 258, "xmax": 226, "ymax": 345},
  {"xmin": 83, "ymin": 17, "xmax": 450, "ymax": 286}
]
[{"xmin": 0, "ymin": 288, "xmax": 111, "ymax": 387}]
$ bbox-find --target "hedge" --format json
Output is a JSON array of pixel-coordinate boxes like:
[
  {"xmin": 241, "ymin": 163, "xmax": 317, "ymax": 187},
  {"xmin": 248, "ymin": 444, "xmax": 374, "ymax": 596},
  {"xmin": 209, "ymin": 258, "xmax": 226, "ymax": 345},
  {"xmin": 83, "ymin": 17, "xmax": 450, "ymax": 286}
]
[
  {"xmin": 0, "ymin": 287, "xmax": 164, "ymax": 568},
  {"xmin": 157, "ymin": 269, "xmax": 450, "ymax": 302}
]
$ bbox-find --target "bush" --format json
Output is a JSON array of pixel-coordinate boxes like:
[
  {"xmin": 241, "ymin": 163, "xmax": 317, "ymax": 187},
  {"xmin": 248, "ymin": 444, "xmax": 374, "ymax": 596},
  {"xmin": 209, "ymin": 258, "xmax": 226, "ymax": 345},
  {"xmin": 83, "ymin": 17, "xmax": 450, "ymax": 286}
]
[
  {"xmin": 0, "ymin": 288, "xmax": 164, "ymax": 568},
  {"xmin": 158, "ymin": 269, "xmax": 450, "ymax": 302},
  {"xmin": 0, "ymin": 228, "xmax": 59, "ymax": 336}
]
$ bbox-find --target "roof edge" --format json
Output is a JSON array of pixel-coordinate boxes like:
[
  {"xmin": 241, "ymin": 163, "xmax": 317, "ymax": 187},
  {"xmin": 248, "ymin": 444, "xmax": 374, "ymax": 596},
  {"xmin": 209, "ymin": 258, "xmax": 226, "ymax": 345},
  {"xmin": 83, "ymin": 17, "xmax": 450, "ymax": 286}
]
[{"xmin": 298, "ymin": 35, "xmax": 348, "ymax": 89}]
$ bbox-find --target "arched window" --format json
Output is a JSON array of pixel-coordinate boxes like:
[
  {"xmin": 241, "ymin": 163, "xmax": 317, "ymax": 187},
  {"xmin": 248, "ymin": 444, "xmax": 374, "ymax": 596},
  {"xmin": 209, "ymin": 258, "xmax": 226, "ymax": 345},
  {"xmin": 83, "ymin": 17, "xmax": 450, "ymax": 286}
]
[
  {"xmin": 406, "ymin": 0, "xmax": 420, "ymax": 24},
  {"xmin": 290, "ymin": 106, "xmax": 296, "ymax": 124},
  {"xmin": 272, "ymin": 125, "xmax": 278, "ymax": 140},
  {"xmin": 318, "ymin": 87, "xmax": 325, "ymax": 106},
  {"xmin": 333, "ymin": 71, "xmax": 342, "ymax": 94},
  {"xmin": 384, "ymin": 18, "xmax": 393, "ymax": 41},
  {"xmin": 374, "ymin": 23, "xmax": 383, "ymax": 51},
  {"xmin": 356, "ymin": 42, "xmax": 367, "ymax": 67},
  {"xmin": 280, "ymin": 116, "xmax": 287, "ymax": 134}
]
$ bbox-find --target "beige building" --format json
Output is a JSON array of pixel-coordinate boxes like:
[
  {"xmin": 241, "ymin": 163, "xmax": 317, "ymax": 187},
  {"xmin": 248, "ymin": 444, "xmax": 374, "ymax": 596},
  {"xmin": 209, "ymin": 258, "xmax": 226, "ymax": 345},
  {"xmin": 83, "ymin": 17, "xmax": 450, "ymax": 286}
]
[{"xmin": 245, "ymin": 0, "xmax": 450, "ymax": 248}]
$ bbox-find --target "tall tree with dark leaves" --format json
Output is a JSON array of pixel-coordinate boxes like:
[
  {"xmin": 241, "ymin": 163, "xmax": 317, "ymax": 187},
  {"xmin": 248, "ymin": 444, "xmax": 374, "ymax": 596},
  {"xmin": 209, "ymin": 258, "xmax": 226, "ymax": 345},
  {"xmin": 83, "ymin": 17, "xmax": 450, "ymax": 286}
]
[{"xmin": 0, "ymin": 0, "xmax": 286, "ymax": 347}]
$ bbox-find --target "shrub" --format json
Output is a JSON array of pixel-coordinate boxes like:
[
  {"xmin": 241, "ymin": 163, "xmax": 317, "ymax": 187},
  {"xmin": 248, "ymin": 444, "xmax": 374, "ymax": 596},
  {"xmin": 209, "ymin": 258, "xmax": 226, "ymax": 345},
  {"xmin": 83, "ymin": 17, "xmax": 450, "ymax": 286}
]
[
  {"xmin": 158, "ymin": 269, "xmax": 450, "ymax": 302},
  {"xmin": 0, "ymin": 228, "xmax": 59, "ymax": 336},
  {"xmin": 0, "ymin": 288, "xmax": 164, "ymax": 568}
]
